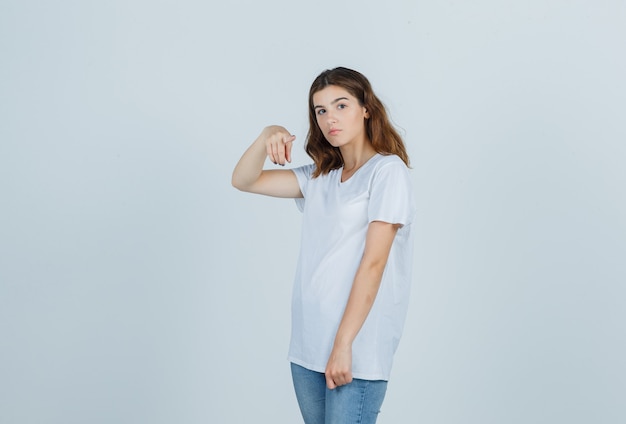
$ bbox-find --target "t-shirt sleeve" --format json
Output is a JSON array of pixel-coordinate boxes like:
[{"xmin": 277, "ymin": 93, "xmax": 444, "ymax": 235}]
[
  {"xmin": 368, "ymin": 159, "xmax": 415, "ymax": 226},
  {"xmin": 291, "ymin": 164, "xmax": 315, "ymax": 212}
]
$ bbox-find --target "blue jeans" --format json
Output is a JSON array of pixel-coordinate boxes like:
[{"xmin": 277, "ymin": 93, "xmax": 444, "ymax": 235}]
[{"xmin": 290, "ymin": 362, "xmax": 388, "ymax": 424}]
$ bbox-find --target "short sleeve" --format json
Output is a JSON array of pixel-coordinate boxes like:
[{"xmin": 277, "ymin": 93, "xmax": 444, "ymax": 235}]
[
  {"xmin": 368, "ymin": 159, "xmax": 415, "ymax": 226},
  {"xmin": 291, "ymin": 164, "xmax": 316, "ymax": 212}
]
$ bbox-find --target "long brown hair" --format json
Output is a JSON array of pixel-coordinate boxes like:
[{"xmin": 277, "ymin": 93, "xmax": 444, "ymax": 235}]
[{"xmin": 305, "ymin": 67, "xmax": 409, "ymax": 178}]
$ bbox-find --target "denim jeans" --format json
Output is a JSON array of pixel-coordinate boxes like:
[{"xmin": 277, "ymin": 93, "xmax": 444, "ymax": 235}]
[{"xmin": 290, "ymin": 362, "xmax": 388, "ymax": 424}]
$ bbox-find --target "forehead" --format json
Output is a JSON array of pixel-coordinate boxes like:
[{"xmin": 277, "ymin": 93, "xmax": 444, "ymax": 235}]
[{"xmin": 312, "ymin": 85, "xmax": 355, "ymax": 105}]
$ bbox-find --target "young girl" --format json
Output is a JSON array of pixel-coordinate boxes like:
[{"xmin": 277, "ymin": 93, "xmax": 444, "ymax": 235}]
[{"xmin": 232, "ymin": 67, "xmax": 415, "ymax": 424}]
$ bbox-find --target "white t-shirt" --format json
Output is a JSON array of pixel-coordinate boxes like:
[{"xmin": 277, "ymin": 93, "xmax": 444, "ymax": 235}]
[{"xmin": 288, "ymin": 153, "xmax": 416, "ymax": 381}]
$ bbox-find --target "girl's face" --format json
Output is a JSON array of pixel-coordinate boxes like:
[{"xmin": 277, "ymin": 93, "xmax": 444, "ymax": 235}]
[{"xmin": 312, "ymin": 85, "xmax": 369, "ymax": 149}]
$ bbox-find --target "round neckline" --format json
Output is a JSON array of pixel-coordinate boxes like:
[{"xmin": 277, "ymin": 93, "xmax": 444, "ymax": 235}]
[{"xmin": 339, "ymin": 153, "xmax": 380, "ymax": 184}]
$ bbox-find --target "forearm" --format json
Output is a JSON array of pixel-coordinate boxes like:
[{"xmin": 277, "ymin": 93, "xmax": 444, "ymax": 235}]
[
  {"xmin": 231, "ymin": 135, "xmax": 267, "ymax": 191},
  {"xmin": 324, "ymin": 259, "xmax": 387, "ymax": 389},
  {"xmin": 333, "ymin": 263, "xmax": 385, "ymax": 348}
]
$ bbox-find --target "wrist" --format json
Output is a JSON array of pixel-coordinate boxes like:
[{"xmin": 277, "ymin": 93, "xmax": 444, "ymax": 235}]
[{"xmin": 333, "ymin": 336, "xmax": 353, "ymax": 350}]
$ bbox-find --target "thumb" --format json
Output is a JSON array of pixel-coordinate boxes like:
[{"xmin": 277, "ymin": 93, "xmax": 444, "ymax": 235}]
[{"xmin": 325, "ymin": 374, "xmax": 336, "ymax": 390}]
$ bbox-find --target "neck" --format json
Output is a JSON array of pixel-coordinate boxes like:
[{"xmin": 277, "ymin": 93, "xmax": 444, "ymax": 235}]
[{"xmin": 340, "ymin": 140, "xmax": 376, "ymax": 171}]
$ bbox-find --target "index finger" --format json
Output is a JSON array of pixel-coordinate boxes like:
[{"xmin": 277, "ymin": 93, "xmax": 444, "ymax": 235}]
[{"xmin": 284, "ymin": 135, "xmax": 295, "ymax": 163}]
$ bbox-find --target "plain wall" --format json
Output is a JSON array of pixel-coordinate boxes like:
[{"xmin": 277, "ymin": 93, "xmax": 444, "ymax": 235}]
[{"xmin": 1, "ymin": 0, "xmax": 625, "ymax": 423}]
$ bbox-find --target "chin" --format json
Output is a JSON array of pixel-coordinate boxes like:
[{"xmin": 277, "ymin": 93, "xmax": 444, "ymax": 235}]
[{"xmin": 328, "ymin": 136, "xmax": 350, "ymax": 147}]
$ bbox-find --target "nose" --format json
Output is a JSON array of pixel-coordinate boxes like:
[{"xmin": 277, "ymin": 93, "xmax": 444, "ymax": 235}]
[{"xmin": 326, "ymin": 111, "xmax": 337, "ymax": 125}]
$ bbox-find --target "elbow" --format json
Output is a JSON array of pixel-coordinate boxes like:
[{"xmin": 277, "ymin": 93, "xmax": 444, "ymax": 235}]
[
  {"xmin": 231, "ymin": 172, "xmax": 248, "ymax": 192},
  {"xmin": 232, "ymin": 178, "xmax": 257, "ymax": 194},
  {"xmin": 232, "ymin": 169, "xmax": 263, "ymax": 193},
  {"xmin": 361, "ymin": 258, "xmax": 388, "ymax": 281},
  {"xmin": 232, "ymin": 181, "xmax": 248, "ymax": 193},
  {"xmin": 231, "ymin": 175, "xmax": 241, "ymax": 191}
]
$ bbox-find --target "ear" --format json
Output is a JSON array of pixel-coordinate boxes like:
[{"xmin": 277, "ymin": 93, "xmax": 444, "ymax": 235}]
[{"xmin": 364, "ymin": 108, "xmax": 370, "ymax": 119}]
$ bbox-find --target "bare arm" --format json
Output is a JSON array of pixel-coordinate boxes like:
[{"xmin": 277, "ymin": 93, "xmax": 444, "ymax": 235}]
[
  {"xmin": 325, "ymin": 220, "xmax": 400, "ymax": 389},
  {"xmin": 231, "ymin": 125, "xmax": 303, "ymax": 198}
]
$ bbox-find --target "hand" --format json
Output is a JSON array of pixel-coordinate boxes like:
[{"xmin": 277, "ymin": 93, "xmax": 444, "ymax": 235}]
[
  {"xmin": 261, "ymin": 125, "xmax": 296, "ymax": 166},
  {"xmin": 325, "ymin": 344, "xmax": 353, "ymax": 389}
]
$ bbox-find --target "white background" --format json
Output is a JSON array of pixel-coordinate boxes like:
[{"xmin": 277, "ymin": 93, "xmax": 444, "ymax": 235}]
[{"xmin": 1, "ymin": 1, "xmax": 625, "ymax": 423}]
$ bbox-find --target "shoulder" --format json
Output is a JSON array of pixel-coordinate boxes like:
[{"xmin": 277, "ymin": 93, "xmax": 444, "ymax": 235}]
[
  {"xmin": 291, "ymin": 163, "xmax": 317, "ymax": 180},
  {"xmin": 371, "ymin": 154, "xmax": 410, "ymax": 175},
  {"xmin": 368, "ymin": 154, "xmax": 412, "ymax": 190}
]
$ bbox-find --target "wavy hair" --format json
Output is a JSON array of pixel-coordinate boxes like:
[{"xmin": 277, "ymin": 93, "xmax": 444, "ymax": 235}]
[{"xmin": 305, "ymin": 67, "xmax": 409, "ymax": 178}]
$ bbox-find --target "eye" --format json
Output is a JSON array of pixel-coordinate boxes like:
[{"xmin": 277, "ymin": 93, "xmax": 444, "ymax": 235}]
[
  {"xmin": 316, "ymin": 108, "xmax": 326, "ymax": 115},
  {"xmin": 337, "ymin": 103, "xmax": 347, "ymax": 110}
]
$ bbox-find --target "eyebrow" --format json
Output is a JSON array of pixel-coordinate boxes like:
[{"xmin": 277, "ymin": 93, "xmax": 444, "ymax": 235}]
[{"xmin": 313, "ymin": 97, "xmax": 350, "ymax": 109}]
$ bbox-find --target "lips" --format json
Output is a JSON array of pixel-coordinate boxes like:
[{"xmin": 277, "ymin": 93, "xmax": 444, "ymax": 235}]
[{"xmin": 329, "ymin": 128, "xmax": 341, "ymax": 136}]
